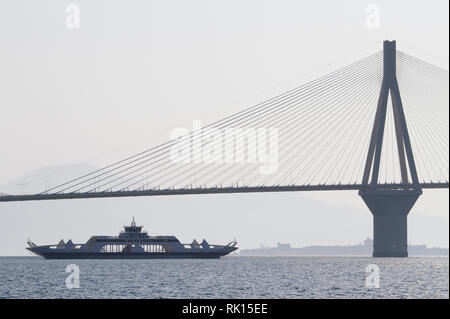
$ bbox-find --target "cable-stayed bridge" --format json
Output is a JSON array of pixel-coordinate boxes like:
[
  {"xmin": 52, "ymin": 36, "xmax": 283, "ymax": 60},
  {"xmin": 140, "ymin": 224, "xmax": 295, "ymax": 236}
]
[{"xmin": 1, "ymin": 41, "xmax": 448, "ymax": 257}]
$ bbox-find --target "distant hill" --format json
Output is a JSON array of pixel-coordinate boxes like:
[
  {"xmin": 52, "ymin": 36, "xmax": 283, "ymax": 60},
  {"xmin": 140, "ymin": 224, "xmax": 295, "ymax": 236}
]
[{"xmin": 0, "ymin": 163, "xmax": 99, "ymax": 195}]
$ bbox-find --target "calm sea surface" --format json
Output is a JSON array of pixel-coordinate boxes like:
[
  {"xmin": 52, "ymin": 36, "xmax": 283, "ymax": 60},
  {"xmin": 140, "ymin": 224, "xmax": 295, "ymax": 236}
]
[{"xmin": 0, "ymin": 256, "xmax": 448, "ymax": 299}]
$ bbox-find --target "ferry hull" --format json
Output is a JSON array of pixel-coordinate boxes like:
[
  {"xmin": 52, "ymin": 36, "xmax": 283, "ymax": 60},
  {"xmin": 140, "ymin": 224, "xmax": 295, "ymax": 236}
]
[
  {"xmin": 40, "ymin": 253, "xmax": 227, "ymax": 259},
  {"xmin": 28, "ymin": 249, "xmax": 234, "ymax": 259}
]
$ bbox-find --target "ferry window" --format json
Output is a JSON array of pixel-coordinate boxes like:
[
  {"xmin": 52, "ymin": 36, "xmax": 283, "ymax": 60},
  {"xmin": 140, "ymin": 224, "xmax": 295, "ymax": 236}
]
[{"xmin": 142, "ymin": 244, "xmax": 165, "ymax": 253}]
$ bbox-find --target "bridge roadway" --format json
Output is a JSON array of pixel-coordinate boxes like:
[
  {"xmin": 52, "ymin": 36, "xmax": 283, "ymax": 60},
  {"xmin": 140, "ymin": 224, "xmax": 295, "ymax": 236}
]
[{"xmin": 0, "ymin": 182, "xmax": 447, "ymax": 202}]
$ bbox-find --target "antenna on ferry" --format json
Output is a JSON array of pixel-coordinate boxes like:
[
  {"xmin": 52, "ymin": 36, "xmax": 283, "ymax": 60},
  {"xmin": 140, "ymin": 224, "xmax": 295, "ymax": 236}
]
[{"xmin": 131, "ymin": 216, "xmax": 136, "ymax": 227}]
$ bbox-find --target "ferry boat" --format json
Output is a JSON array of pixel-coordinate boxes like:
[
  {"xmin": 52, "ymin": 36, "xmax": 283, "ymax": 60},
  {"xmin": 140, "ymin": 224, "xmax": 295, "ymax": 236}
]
[{"xmin": 26, "ymin": 218, "xmax": 238, "ymax": 259}]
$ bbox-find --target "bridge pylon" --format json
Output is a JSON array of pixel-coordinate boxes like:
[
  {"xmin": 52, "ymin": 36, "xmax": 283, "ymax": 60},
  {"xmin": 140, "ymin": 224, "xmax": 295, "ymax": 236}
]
[{"xmin": 359, "ymin": 40, "xmax": 422, "ymax": 257}]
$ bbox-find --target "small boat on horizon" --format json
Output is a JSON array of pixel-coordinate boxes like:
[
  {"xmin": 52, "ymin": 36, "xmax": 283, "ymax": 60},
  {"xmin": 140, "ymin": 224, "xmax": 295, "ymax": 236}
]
[{"xmin": 26, "ymin": 217, "xmax": 238, "ymax": 259}]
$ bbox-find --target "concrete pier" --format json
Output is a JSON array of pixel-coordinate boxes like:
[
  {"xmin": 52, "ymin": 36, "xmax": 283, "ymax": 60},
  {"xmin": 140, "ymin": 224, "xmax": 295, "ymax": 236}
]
[{"xmin": 359, "ymin": 189, "xmax": 422, "ymax": 257}]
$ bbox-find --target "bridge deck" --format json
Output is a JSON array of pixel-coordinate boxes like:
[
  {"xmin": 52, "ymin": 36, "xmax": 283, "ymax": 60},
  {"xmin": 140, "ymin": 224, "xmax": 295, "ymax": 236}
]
[{"xmin": 0, "ymin": 183, "xmax": 447, "ymax": 202}]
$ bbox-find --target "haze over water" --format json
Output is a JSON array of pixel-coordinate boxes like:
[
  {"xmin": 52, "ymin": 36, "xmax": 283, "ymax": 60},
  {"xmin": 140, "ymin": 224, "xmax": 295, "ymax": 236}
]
[{"xmin": 0, "ymin": 256, "xmax": 448, "ymax": 299}]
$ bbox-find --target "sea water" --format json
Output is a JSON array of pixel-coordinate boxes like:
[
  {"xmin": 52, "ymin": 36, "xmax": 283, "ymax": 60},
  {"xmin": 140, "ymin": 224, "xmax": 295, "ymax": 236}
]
[{"xmin": 0, "ymin": 256, "xmax": 448, "ymax": 299}]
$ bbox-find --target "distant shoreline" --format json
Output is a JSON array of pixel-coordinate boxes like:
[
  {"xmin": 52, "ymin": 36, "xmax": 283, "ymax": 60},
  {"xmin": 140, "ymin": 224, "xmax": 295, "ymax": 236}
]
[{"xmin": 237, "ymin": 239, "xmax": 449, "ymax": 257}]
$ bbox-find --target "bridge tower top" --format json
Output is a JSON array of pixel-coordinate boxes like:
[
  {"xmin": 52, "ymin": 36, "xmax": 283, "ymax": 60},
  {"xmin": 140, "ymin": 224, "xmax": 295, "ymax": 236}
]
[{"xmin": 362, "ymin": 40, "xmax": 420, "ymax": 189}]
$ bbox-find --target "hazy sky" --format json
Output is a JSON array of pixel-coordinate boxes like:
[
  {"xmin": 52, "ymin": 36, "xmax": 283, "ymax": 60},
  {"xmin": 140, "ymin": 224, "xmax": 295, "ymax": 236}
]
[{"xmin": 0, "ymin": 0, "xmax": 448, "ymax": 255}]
